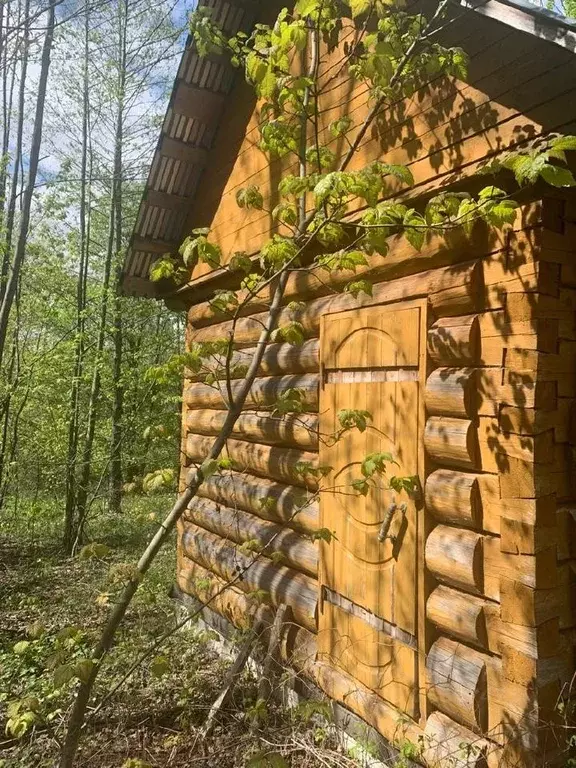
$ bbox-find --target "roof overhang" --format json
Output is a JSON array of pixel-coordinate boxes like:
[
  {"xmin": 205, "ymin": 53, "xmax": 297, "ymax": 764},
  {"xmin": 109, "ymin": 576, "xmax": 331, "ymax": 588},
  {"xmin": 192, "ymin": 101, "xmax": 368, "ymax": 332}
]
[
  {"xmin": 121, "ymin": 0, "xmax": 260, "ymax": 298},
  {"xmin": 465, "ymin": 0, "xmax": 576, "ymax": 52}
]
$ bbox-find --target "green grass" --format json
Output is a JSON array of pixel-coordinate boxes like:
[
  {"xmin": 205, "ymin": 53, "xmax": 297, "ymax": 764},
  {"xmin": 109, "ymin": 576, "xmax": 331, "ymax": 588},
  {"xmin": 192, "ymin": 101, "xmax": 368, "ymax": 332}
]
[{"xmin": 0, "ymin": 495, "xmax": 224, "ymax": 767}]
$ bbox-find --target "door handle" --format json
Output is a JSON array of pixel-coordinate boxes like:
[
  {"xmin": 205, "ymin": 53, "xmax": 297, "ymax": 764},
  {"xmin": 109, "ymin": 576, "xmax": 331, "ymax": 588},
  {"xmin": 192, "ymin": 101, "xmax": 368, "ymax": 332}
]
[{"xmin": 378, "ymin": 501, "xmax": 407, "ymax": 543}]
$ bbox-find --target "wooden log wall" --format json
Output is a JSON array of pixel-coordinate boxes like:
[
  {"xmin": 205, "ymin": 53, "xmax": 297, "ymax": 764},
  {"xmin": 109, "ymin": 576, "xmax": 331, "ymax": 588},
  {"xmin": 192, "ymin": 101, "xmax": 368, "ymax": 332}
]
[
  {"xmin": 422, "ymin": 195, "xmax": 576, "ymax": 764},
  {"xmin": 176, "ymin": 197, "xmax": 576, "ymax": 767}
]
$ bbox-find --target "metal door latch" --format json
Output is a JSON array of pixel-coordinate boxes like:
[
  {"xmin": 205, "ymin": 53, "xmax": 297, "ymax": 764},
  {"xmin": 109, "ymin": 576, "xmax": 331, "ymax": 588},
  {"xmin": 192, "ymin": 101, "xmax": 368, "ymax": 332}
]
[{"xmin": 378, "ymin": 501, "xmax": 407, "ymax": 543}]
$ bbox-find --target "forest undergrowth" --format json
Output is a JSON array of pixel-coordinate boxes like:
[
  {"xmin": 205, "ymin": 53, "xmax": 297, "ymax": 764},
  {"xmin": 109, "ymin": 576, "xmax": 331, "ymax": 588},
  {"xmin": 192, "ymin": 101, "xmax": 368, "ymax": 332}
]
[{"xmin": 0, "ymin": 498, "xmax": 376, "ymax": 768}]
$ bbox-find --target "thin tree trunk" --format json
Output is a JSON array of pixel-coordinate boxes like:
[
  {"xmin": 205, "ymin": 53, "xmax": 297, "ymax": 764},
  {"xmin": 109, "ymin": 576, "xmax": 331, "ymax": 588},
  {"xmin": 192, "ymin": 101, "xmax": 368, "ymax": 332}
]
[
  {"xmin": 0, "ymin": 0, "xmax": 55, "ymax": 365},
  {"xmin": 63, "ymin": 2, "xmax": 92, "ymax": 551},
  {"xmin": 109, "ymin": 0, "xmax": 127, "ymax": 515},
  {"xmin": 73, "ymin": 193, "xmax": 115, "ymax": 548},
  {"xmin": 0, "ymin": 0, "xmax": 30, "ymax": 304}
]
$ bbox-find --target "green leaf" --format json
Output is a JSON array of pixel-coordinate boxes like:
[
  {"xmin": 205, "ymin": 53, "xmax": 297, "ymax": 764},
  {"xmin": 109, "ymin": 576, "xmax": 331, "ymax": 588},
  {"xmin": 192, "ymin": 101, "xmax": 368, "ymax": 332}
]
[
  {"xmin": 361, "ymin": 451, "xmax": 396, "ymax": 478},
  {"xmin": 348, "ymin": 0, "xmax": 371, "ymax": 17},
  {"xmin": 260, "ymin": 235, "xmax": 299, "ymax": 269},
  {"xmin": 13, "ymin": 641, "xmax": 31, "ymax": 656},
  {"xmin": 310, "ymin": 527, "xmax": 335, "ymax": 543},
  {"xmin": 272, "ymin": 388, "xmax": 306, "ymax": 416},
  {"xmin": 482, "ymin": 198, "xmax": 518, "ymax": 229},
  {"xmin": 74, "ymin": 659, "xmax": 95, "ymax": 684},
  {"xmin": 550, "ymin": 135, "xmax": 576, "ymax": 151},
  {"xmin": 316, "ymin": 249, "xmax": 368, "ymax": 273},
  {"xmin": 246, "ymin": 52, "xmax": 268, "ymax": 87},
  {"xmin": 200, "ymin": 459, "xmax": 220, "ymax": 479},
  {"xmin": 209, "ymin": 290, "xmax": 239, "ymax": 314},
  {"xmin": 503, "ymin": 152, "xmax": 548, "ymax": 185},
  {"xmin": 403, "ymin": 210, "xmax": 426, "ymax": 250},
  {"xmin": 149, "ymin": 257, "xmax": 175, "ymax": 282},
  {"xmin": 78, "ymin": 542, "xmax": 111, "ymax": 560},
  {"xmin": 236, "ymin": 185, "xmax": 264, "ymax": 210},
  {"xmin": 26, "ymin": 621, "xmax": 45, "ymax": 640},
  {"xmin": 329, "ymin": 116, "xmax": 353, "ymax": 138},
  {"xmin": 338, "ymin": 409, "xmax": 372, "ymax": 433},
  {"xmin": 273, "ymin": 321, "xmax": 305, "ymax": 345},
  {"xmin": 53, "ymin": 664, "xmax": 75, "ymax": 688},
  {"xmin": 345, "ymin": 279, "xmax": 372, "ymax": 298},
  {"xmin": 539, "ymin": 163, "xmax": 576, "ymax": 188},
  {"xmin": 272, "ymin": 202, "xmax": 298, "ymax": 226},
  {"xmin": 389, "ymin": 475, "xmax": 419, "ymax": 494},
  {"xmin": 142, "ymin": 468, "xmax": 176, "ymax": 494},
  {"xmin": 478, "ymin": 185, "xmax": 506, "ymax": 200},
  {"xmin": 229, "ymin": 251, "xmax": 252, "ymax": 273},
  {"xmin": 457, "ymin": 198, "xmax": 480, "ymax": 235},
  {"xmin": 295, "ymin": 0, "xmax": 319, "ymax": 15},
  {"xmin": 351, "ymin": 478, "xmax": 370, "ymax": 496},
  {"xmin": 150, "ymin": 655, "xmax": 170, "ymax": 679}
]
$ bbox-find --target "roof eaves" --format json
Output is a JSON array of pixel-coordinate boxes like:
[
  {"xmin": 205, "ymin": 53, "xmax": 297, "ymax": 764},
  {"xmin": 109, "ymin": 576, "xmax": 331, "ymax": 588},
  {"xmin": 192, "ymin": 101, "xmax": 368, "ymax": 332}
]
[{"xmin": 465, "ymin": 0, "xmax": 576, "ymax": 52}]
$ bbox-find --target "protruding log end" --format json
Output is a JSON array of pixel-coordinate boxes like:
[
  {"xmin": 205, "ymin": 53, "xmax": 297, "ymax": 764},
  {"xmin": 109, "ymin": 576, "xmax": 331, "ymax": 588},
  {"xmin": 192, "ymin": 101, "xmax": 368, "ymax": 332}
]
[
  {"xmin": 425, "ymin": 368, "xmax": 478, "ymax": 418},
  {"xmin": 424, "ymin": 417, "xmax": 478, "ymax": 470},
  {"xmin": 427, "ymin": 315, "xmax": 479, "ymax": 365},
  {"xmin": 423, "ymin": 711, "xmax": 489, "ymax": 768},
  {"xmin": 425, "ymin": 524, "xmax": 483, "ymax": 595},
  {"xmin": 425, "ymin": 469, "xmax": 481, "ymax": 529},
  {"xmin": 426, "ymin": 636, "xmax": 488, "ymax": 732},
  {"xmin": 427, "ymin": 585, "xmax": 489, "ymax": 650}
]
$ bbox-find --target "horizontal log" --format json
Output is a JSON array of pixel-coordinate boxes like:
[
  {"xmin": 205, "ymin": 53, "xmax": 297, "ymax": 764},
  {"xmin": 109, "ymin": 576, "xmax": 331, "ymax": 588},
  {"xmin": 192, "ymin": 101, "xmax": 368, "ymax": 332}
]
[
  {"xmin": 477, "ymin": 368, "xmax": 557, "ymax": 415},
  {"xmin": 423, "ymin": 711, "xmax": 488, "ymax": 768},
  {"xmin": 427, "ymin": 585, "xmax": 492, "ymax": 652},
  {"xmin": 425, "ymin": 368, "xmax": 477, "ymax": 418},
  {"xmin": 484, "ymin": 254, "xmax": 560, "ymax": 311},
  {"xmin": 426, "ymin": 636, "xmax": 488, "ymax": 732},
  {"xmin": 190, "ymin": 260, "xmax": 482, "ymax": 346},
  {"xmin": 424, "ymin": 417, "xmax": 478, "ymax": 469},
  {"xmin": 477, "ymin": 416, "xmax": 555, "ymax": 468},
  {"xmin": 183, "ymin": 374, "xmax": 319, "ymax": 411},
  {"xmin": 184, "ymin": 497, "xmax": 318, "ymax": 577},
  {"xmin": 177, "ymin": 560, "xmax": 269, "ymax": 631},
  {"xmin": 186, "ymin": 409, "xmax": 318, "ymax": 450},
  {"xmin": 185, "ymin": 339, "xmax": 319, "ymax": 381},
  {"xmin": 426, "ymin": 524, "xmax": 483, "ymax": 595},
  {"xmin": 185, "ymin": 435, "xmax": 319, "ymax": 489},
  {"xmin": 483, "ymin": 539, "xmax": 557, "ymax": 601},
  {"xmin": 427, "ymin": 315, "xmax": 479, "ymax": 365},
  {"xmin": 187, "ymin": 226, "xmax": 505, "ymax": 329},
  {"xmin": 310, "ymin": 659, "xmax": 424, "ymax": 748},
  {"xmin": 478, "ymin": 312, "xmax": 559, "ymax": 366},
  {"xmin": 177, "ymin": 560, "xmax": 317, "ymax": 671},
  {"xmin": 181, "ymin": 525, "xmax": 317, "ymax": 631},
  {"xmin": 198, "ymin": 470, "xmax": 319, "ymax": 532},
  {"xmin": 425, "ymin": 469, "xmax": 481, "ymax": 529}
]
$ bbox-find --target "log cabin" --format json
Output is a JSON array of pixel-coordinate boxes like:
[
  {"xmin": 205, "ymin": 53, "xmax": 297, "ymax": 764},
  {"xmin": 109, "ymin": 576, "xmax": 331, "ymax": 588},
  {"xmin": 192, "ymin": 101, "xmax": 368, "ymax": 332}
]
[{"xmin": 123, "ymin": 0, "xmax": 576, "ymax": 765}]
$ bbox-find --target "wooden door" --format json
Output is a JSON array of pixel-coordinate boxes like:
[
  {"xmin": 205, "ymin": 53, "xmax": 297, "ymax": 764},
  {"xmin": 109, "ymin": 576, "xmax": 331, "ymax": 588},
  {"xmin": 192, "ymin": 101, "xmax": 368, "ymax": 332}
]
[{"xmin": 318, "ymin": 302, "xmax": 425, "ymax": 719}]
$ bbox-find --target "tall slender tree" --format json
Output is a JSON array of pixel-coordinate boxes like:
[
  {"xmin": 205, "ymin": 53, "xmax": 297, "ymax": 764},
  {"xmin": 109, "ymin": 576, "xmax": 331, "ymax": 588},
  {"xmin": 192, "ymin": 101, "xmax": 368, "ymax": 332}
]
[{"xmin": 0, "ymin": 0, "xmax": 56, "ymax": 365}]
